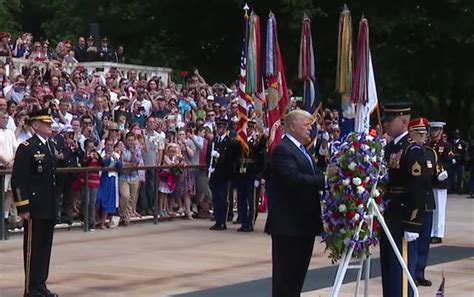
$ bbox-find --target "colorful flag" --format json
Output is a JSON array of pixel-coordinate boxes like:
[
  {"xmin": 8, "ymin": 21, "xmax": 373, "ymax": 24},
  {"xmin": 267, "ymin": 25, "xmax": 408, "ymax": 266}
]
[
  {"xmin": 335, "ymin": 5, "xmax": 354, "ymax": 137},
  {"xmin": 353, "ymin": 17, "xmax": 378, "ymax": 133},
  {"xmin": 436, "ymin": 275, "xmax": 445, "ymax": 296},
  {"xmin": 298, "ymin": 14, "xmax": 321, "ymax": 148},
  {"xmin": 266, "ymin": 12, "xmax": 290, "ymax": 154}
]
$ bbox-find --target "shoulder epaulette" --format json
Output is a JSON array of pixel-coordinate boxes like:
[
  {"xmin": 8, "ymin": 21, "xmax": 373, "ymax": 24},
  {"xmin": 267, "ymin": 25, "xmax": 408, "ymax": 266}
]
[
  {"xmin": 21, "ymin": 141, "xmax": 29, "ymax": 146},
  {"xmin": 424, "ymin": 145, "xmax": 438, "ymax": 163}
]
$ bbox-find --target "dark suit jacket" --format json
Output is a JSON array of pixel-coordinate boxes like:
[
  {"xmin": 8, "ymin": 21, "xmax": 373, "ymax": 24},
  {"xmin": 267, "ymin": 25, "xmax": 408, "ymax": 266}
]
[{"xmin": 264, "ymin": 136, "xmax": 325, "ymax": 237}]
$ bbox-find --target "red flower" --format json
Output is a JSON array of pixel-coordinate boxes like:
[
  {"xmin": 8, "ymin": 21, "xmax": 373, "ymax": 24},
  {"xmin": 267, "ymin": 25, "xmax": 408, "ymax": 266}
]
[
  {"xmin": 344, "ymin": 170, "xmax": 353, "ymax": 177},
  {"xmin": 356, "ymin": 198, "xmax": 363, "ymax": 205},
  {"xmin": 180, "ymin": 70, "xmax": 189, "ymax": 78},
  {"xmin": 376, "ymin": 196, "xmax": 384, "ymax": 204},
  {"xmin": 353, "ymin": 142, "xmax": 361, "ymax": 150},
  {"xmin": 346, "ymin": 210, "xmax": 356, "ymax": 220},
  {"xmin": 332, "ymin": 212, "xmax": 341, "ymax": 219}
]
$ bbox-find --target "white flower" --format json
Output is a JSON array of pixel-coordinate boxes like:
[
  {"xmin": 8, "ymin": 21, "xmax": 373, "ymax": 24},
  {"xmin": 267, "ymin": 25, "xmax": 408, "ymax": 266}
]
[
  {"xmin": 349, "ymin": 147, "xmax": 355, "ymax": 153},
  {"xmin": 363, "ymin": 155, "xmax": 370, "ymax": 162},
  {"xmin": 358, "ymin": 204, "xmax": 365, "ymax": 210},
  {"xmin": 348, "ymin": 162, "xmax": 357, "ymax": 171},
  {"xmin": 352, "ymin": 177, "xmax": 362, "ymax": 186},
  {"xmin": 361, "ymin": 144, "xmax": 370, "ymax": 151},
  {"xmin": 364, "ymin": 177, "xmax": 370, "ymax": 183},
  {"xmin": 354, "ymin": 213, "xmax": 360, "ymax": 221},
  {"xmin": 356, "ymin": 185, "xmax": 365, "ymax": 194},
  {"xmin": 338, "ymin": 204, "xmax": 347, "ymax": 213},
  {"xmin": 340, "ymin": 228, "xmax": 346, "ymax": 234},
  {"xmin": 365, "ymin": 135, "xmax": 374, "ymax": 142},
  {"xmin": 372, "ymin": 189, "xmax": 381, "ymax": 198},
  {"xmin": 371, "ymin": 148, "xmax": 376, "ymax": 154},
  {"xmin": 371, "ymin": 156, "xmax": 377, "ymax": 162},
  {"xmin": 342, "ymin": 178, "xmax": 351, "ymax": 186}
]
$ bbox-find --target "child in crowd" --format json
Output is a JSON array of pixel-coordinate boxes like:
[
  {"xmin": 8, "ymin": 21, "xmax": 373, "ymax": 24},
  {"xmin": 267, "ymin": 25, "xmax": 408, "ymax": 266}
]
[
  {"xmin": 81, "ymin": 138, "xmax": 104, "ymax": 231},
  {"xmin": 158, "ymin": 143, "xmax": 181, "ymax": 217},
  {"xmin": 97, "ymin": 138, "xmax": 122, "ymax": 229}
]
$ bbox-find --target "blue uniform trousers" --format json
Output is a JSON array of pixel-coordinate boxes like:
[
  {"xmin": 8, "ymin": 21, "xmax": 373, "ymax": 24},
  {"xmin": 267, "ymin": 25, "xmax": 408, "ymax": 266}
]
[
  {"xmin": 380, "ymin": 218, "xmax": 417, "ymax": 297},
  {"xmin": 210, "ymin": 180, "xmax": 230, "ymax": 226},
  {"xmin": 236, "ymin": 177, "xmax": 256, "ymax": 229},
  {"xmin": 415, "ymin": 211, "xmax": 433, "ymax": 280}
]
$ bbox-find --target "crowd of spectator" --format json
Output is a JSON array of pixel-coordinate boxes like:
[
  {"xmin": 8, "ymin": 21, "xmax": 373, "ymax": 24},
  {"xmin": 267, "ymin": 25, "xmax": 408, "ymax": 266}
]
[{"xmin": 0, "ymin": 32, "xmax": 250, "ymax": 233}]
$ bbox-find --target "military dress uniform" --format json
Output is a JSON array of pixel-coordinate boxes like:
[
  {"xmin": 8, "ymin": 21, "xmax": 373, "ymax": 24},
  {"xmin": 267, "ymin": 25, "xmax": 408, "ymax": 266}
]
[
  {"xmin": 208, "ymin": 120, "xmax": 239, "ymax": 230},
  {"xmin": 428, "ymin": 122, "xmax": 453, "ymax": 243},
  {"xmin": 235, "ymin": 126, "xmax": 265, "ymax": 232},
  {"xmin": 11, "ymin": 109, "xmax": 59, "ymax": 297},
  {"xmin": 380, "ymin": 103, "xmax": 426, "ymax": 297},
  {"xmin": 407, "ymin": 118, "xmax": 438, "ymax": 287}
]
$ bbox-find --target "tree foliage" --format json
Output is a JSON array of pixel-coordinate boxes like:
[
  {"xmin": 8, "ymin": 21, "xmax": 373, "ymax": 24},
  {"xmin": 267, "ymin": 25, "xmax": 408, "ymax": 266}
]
[{"xmin": 1, "ymin": 0, "xmax": 473, "ymax": 137}]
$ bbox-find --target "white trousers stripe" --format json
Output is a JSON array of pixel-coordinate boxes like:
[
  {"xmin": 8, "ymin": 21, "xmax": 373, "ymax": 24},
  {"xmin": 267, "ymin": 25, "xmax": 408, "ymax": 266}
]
[{"xmin": 431, "ymin": 189, "xmax": 447, "ymax": 238}]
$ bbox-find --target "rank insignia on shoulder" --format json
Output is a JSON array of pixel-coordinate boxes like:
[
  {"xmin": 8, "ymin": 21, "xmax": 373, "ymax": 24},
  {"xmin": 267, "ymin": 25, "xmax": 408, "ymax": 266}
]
[
  {"xmin": 22, "ymin": 141, "xmax": 29, "ymax": 146},
  {"xmin": 411, "ymin": 161, "xmax": 421, "ymax": 176}
]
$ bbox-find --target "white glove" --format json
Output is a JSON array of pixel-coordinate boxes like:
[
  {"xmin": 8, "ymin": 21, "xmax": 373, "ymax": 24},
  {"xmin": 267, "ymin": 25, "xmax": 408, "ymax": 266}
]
[
  {"xmin": 208, "ymin": 167, "xmax": 215, "ymax": 174},
  {"xmin": 437, "ymin": 170, "xmax": 448, "ymax": 182},
  {"xmin": 404, "ymin": 231, "xmax": 419, "ymax": 242},
  {"xmin": 322, "ymin": 132, "xmax": 330, "ymax": 141},
  {"xmin": 211, "ymin": 150, "xmax": 220, "ymax": 158},
  {"xmin": 254, "ymin": 180, "xmax": 260, "ymax": 187},
  {"xmin": 452, "ymin": 159, "xmax": 457, "ymax": 164}
]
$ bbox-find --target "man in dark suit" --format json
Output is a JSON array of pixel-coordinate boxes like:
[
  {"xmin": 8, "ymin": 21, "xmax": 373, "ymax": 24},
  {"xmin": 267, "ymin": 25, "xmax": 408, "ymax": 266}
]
[
  {"xmin": 265, "ymin": 110, "xmax": 325, "ymax": 297},
  {"xmin": 11, "ymin": 109, "xmax": 59, "ymax": 297}
]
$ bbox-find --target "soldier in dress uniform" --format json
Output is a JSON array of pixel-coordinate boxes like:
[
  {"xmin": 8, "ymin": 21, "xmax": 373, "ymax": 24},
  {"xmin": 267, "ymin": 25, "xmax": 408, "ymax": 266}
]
[
  {"xmin": 235, "ymin": 120, "xmax": 265, "ymax": 232},
  {"xmin": 11, "ymin": 109, "xmax": 59, "ymax": 297},
  {"xmin": 451, "ymin": 129, "xmax": 468, "ymax": 194},
  {"xmin": 380, "ymin": 103, "xmax": 427, "ymax": 297},
  {"xmin": 86, "ymin": 35, "xmax": 98, "ymax": 62},
  {"xmin": 428, "ymin": 121, "xmax": 453, "ymax": 244},
  {"xmin": 408, "ymin": 118, "xmax": 448, "ymax": 287},
  {"xmin": 207, "ymin": 119, "xmax": 239, "ymax": 230},
  {"xmin": 98, "ymin": 37, "xmax": 117, "ymax": 62}
]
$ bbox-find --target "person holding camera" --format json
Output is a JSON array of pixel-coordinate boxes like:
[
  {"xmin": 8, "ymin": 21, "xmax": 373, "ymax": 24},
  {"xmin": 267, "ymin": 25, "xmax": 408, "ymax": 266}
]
[{"xmin": 80, "ymin": 139, "xmax": 104, "ymax": 231}]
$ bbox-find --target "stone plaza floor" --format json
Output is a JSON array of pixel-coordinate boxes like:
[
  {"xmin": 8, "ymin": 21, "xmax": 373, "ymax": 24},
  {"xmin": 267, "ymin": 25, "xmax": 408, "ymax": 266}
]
[{"xmin": 0, "ymin": 194, "xmax": 473, "ymax": 297}]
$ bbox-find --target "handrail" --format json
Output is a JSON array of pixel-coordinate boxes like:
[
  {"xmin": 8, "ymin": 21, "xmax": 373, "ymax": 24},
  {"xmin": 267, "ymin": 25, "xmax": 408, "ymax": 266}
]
[
  {"xmin": 0, "ymin": 164, "xmax": 205, "ymax": 175},
  {"xmin": 0, "ymin": 163, "xmax": 206, "ymax": 240},
  {"xmin": 0, "ymin": 57, "xmax": 173, "ymax": 85}
]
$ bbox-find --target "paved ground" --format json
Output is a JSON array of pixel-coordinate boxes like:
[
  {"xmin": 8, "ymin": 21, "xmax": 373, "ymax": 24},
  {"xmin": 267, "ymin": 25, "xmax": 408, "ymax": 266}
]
[{"xmin": 0, "ymin": 195, "xmax": 473, "ymax": 297}]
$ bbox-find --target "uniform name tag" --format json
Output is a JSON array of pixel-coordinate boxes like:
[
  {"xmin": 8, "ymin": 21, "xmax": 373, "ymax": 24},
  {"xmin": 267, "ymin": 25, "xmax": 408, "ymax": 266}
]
[{"xmin": 34, "ymin": 154, "xmax": 45, "ymax": 160}]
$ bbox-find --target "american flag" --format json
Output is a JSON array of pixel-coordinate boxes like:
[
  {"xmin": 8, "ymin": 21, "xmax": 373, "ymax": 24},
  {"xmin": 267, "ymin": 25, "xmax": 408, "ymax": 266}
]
[
  {"xmin": 436, "ymin": 275, "xmax": 445, "ymax": 296},
  {"xmin": 236, "ymin": 11, "xmax": 252, "ymax": 156}
]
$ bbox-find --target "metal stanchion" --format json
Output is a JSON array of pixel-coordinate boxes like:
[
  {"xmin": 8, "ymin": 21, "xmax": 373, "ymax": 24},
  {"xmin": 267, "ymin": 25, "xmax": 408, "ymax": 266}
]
[
  {"xmin": 153, "ymin": 168, "xmax": 159, "ymax": 225},
  {"xmin": 83, "ymin": 172, "xmax": 89, "ymax": 232},
  {"xmin": 0, "ymin": 174, "xmax": 5, "ymax": 240}
]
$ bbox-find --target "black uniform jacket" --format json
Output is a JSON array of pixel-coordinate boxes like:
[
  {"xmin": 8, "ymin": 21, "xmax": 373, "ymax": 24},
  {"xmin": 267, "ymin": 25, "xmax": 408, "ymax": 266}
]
[
  {"xmin": 11, "ymin": 134, "xmax": 58, "ymax": 220},
  {"xmin": 384, "ymin": 134, "xmax": 427, "ymax": 233}
]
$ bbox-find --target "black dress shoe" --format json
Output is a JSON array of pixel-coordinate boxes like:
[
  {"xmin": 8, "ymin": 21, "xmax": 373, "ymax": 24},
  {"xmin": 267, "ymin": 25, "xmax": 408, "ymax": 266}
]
[
  {"xmin": 209, "ymin": 224, "xmax": 227, "ymax": 231},
  {"xmin": 416, "ymin": 278, "xmax": 432, "ymax": 287},
  {"xmin": 237, "ymin": 227, "xmax": 254, "ymax": 232},
  {"xmin": 40, "ymin": 288, "xmax": 59, "ymax": 297},
  {"xmin": 430, "ymin": 237, "xmax": 442, "ymax": 244}
]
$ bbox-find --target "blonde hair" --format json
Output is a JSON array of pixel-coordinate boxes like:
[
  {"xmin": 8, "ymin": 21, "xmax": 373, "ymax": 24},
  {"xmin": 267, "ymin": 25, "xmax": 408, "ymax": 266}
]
[{"xmin": 284, "ymin": 109, "xmax": 312, "ymax": 132}]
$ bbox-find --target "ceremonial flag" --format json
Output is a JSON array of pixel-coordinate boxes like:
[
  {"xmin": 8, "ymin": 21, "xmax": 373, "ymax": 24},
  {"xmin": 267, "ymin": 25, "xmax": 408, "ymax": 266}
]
[
  {"xmin": 266, "ymin": 12, "xmax": 290, "ymax": 154},
  {"xmin": 298, "ymin": 14, "xmax": 321, "ymax": 148},
  {"xmin": 236, "ymin": 5, "xmax": 252, "ymax": 156},
  {"xmin": 353, "ymin": 17, "xmax": 378, "ymax": 133},
  {"xmin": 335, "ymin": 5, "xmax": 354, "ymax": 137}
]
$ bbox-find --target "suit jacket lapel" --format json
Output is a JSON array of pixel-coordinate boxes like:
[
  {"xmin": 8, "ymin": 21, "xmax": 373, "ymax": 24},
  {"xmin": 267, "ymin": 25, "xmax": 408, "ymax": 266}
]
[{"xmin": 282, "ymin": 136, "xmax": 314, "ymax": 174}]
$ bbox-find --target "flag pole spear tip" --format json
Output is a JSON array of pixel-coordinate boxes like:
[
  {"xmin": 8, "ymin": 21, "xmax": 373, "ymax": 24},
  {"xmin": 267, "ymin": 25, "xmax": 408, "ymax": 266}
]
[{"xmin": 243, "ymin": 3, "xmax": 250, "ymax": 11}]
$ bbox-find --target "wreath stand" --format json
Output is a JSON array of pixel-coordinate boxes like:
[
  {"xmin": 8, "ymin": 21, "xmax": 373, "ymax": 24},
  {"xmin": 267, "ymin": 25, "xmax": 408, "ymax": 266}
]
[{"xmin": 330, "ymin": 196, "xmax": 419, "ymax": 297}]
